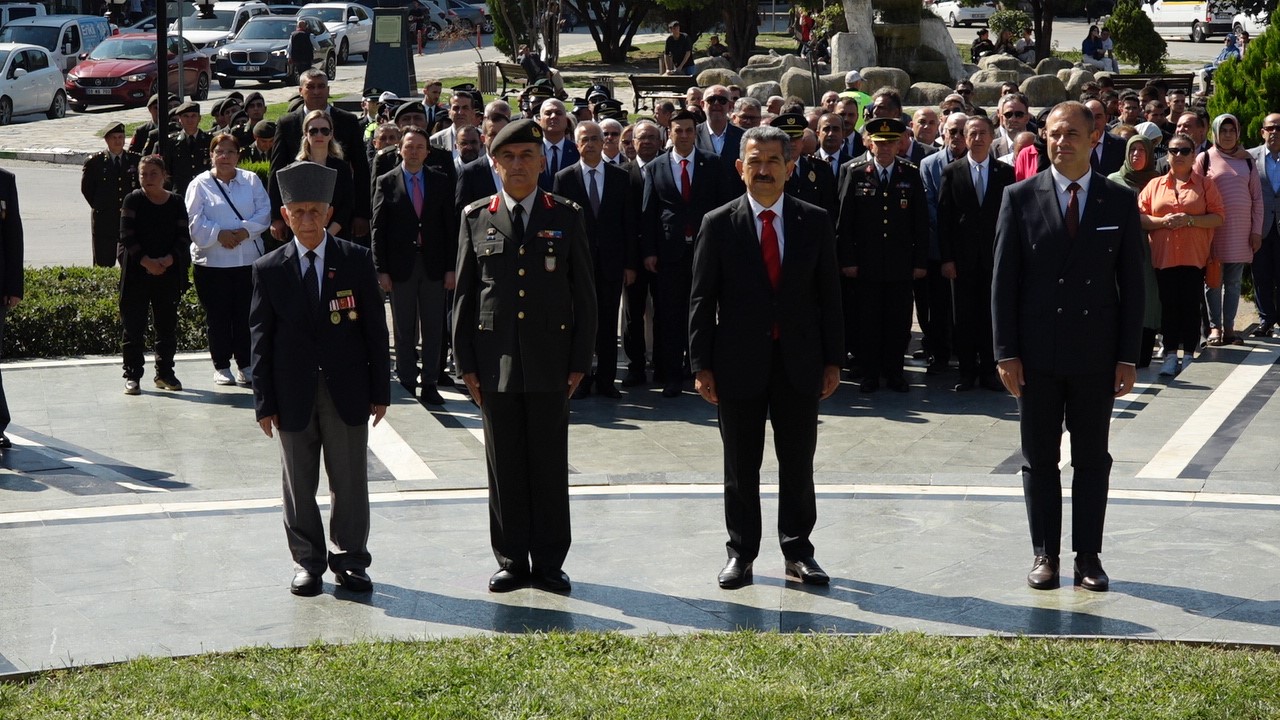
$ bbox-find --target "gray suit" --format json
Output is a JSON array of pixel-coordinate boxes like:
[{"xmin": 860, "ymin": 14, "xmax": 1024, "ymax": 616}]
[{"xmin": 1250, "ymin": 144, "xmax": 1280, "ymax": 326}]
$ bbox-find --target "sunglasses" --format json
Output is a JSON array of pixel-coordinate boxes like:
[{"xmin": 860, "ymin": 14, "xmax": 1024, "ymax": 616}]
[
  {"xmin": 706, "ymin": 96, "xmax": 731, "ymax": 105},
  {"xmin": 1265, "ymin": 125, "xmax": 1280, "ymax": 132},
  {"xmin": 956, "ymin": 88, "xmax": 972, "ymax": 95},
  {"xmin": 1002, "ymin": 111, "xmax": 1027, "ymax": 119},
  {"xmin": 942, "ymin": 108, "xmax": 961, "ymax": 115},
  {"xmin": 602, "ymin": 131, "xmax": 621, "ymax": 137},
  {"xmin": 945, "ymin": 127, "xmax": 963, "ymax": 136},
  {"xmin": 306, "ymin": 127, "xmax": 332, "ymax": 136},
  {"xmin": 1167, "ymin": 146, "xmax": 1194, "ymax": 156}
]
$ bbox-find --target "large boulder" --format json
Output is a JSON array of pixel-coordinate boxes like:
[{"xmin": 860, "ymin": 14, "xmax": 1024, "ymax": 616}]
[
  {"xmin": 1057, "ymin": 68, "xmax": 1096, "ymax": 98},
  {"xmin": 746, "ymin": 81, "xmax": 782, "ymax": 103},
  {"xmin": 860, "ymin": 66, "xmax": 911, "ymax": 96},
  {"xmin": 1021, "ymin": 74, "xmax": 1068, "ymax": 107},
  {"xmin": 970, "ymin": 81, "xmax": 1006, "ymax": 106},
  {"xmin": 739, "ymin": 64, "xmax": 778, "ymax": 85},
  {"xmin": 747, "ymin": 53, "xmax": 779, "ymax": 66},
  {"xmin": 906, "ymin": 81, "xmax": 954, "ymax": 106},
  {"xmin": 817, "ymin": 71, "xmax": 845, "ymax": 97},
  {"xmin": 969, "ymin": 69, "xmax": 1021, "ymax": 86},
  {"xmin": 779, "ymin": 67, "xmax": 818, "ymax": 104},
  {"xmin": 693, "ymin": 56, "xmax": 732, "ymax": 74},
  {"xmin": 696, "ymin": 68, "xmax": 745, "ymax": 88},
  {"xmin": 977, "ymin": 54, "xmax": 1036, "ymax": 77},
  {"xmin": 1035, "ymin": 56, "xmax": 1074, "ymax": 75}
]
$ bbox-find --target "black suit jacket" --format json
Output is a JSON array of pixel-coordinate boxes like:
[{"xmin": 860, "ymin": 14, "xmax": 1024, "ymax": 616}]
[
  {"xmin": 538, "ymin": 138, "xmax": 580, "ymax": 190},
  {"xmin": 249, "ymin": 235, "xmax": 390, "ymax": 432},
  {"xmin": 0, "ymin": 169, "xmax": 23, "ymax": 300},
  {"xmin": 553, "ymin": 161, "xmax": 638, "ymax": 284},
  {"xmin": 992, "ymin": 171, "xmax": 1145, "ymax": 375},
  {"xmin": 785, "ymin": 156, "xmax": 838, "ymax": 227},
  {"xmin": 937, "ymin": 156, "xmax": 1016, "ymax": 271},
  {"xmin": 371, "ymin": 164, "xmax": 457, "ymax": 282},
  {"xmin": 270, "ymin": 106, "xmax": 372, "ymax": 221},
  {"xmin": 907, "ymin": 140, "xmax": 938, "ymax": 165},
  {"xmin": 1091, "ymin": 133, "xmax": 1126, "ymax": 176},
  {"xmin": 456, "ymin": 155, "xmax": 499, "ymax": 220},
  {"xmin": 641, "ymin": 148, "xmax": 730, "ymax": 265},
  {"xmin": 689, "ymin": 194, "xmax": 843, "ymax": 397}
]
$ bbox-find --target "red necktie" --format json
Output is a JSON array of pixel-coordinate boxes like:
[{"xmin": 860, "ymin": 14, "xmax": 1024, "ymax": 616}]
[
  {"xmin": 1065, "ymin": 181, "xmax": 1080, "ymax": 240},
  {"xmin": 760, "ymin": 209, "xmax": 781, "ymax": 339},
  {"xmin": 680, "ymin": 158, "xmax": 692, "ymax": 237}
]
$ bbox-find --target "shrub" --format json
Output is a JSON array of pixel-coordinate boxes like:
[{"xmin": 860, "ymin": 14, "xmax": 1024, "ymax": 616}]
[
  {"xmin": 1208, "ymin": 23, "xmax": 1280, "ymax": 141},
  {"xmin": 814, "ymin": 3, "xmax": 847, "ymax": 36},
  {"xmin": 239, "ymin": 160, "xmax": 269, "ymax": 185},
  {"xmin": 5, "ymin": 266, "xmax": 208, "ymax": 360},
  {"xmin": 988, "ymin": 9, "xmax": 1031, "ymax": 39},
  {"xmin": 1105, "ymin": 0, "xmax": 1167, "ymax": 73}
]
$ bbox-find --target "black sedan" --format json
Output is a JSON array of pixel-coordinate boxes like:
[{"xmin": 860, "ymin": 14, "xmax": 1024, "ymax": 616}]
[{"xmin": 212, "ymin": 14, "xmax": 334, "ymax": 88}]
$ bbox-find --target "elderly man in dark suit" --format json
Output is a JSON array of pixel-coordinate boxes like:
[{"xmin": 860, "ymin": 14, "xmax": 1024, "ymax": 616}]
[
  {"xmin": 250, "ymin": 162, "xmax": 390, "ymax": 598},
  {"xmin": 939, "ymin": 114, "xmax": 1015, "ymax": 392},
  {"xmin": 454, "ymin": 119, "xmax": 597, "ymax": 594},
  {"xmin": 0, "ymin": 169, "xmax": 23, "ymax": 450},
  {"xmin": 993, "ymin": 101, "xmax": 1145, "ymax": 593},
  {"xmin": 553, "ymin": 120, "xmax": 637, "ymax": 399},
  {"xmin": 372, "ymin": 126, "xmax": 456, "ymax": 405},
  {"xmin": 1085, "ymin": 98, "xmax": 1125, "ymax": 176},
  {"xmin": 690, "ymin": 125, "xmax": 843, "ymax": 590},
  {"xmin": 696, "ymin": 84, "xmax": 746, "ymax": 194},
  {"xmin": 642, "ymin": 110, "xmax": 731, "ymax": 397}
]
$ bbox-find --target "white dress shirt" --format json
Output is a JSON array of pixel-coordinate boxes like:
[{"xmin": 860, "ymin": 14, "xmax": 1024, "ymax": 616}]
[
  {"xmin": 746, "ymin": 193, "xmax": 786, "ymax": 260},
  {"xmin": 579, "ymin": 159, "xmax": 605, "ymax": 197},
  {"xmin": 1049, "ymin": 165, "xmax": 1091, "ymax": 220},
  {"xmin": 185, "ymin": 168, "xmax": 271, "ymax": 268}
]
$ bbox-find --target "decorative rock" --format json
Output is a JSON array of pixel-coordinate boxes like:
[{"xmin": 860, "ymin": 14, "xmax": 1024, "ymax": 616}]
[
  {"xmin": 693, "ymin": 56, "xmax": 732, "ymax": 74},
  {"xmin": 919, "ymin": 17, "xmax": 967, "ymax": 83},
  {"xmin": 1058, "ymin": 68, "xmax": 1096, "ymax": 98},
  {"xmin": 970, "ymin": 69, "xmax": 1021, "ymax": 85},
  {"xmin": 747, "ymin": 54, "xmax": 780, "ymax": 66},
  {"xmin": 906, "ymin": 81, "xmax": 955, "ymax": 106},
  {"xmin": 970, "ymin": 81, "xmax": 1006, "ymax": 106},
  {"xmin": 1020, "ymin": 74, "xmax": 1068, "ymax": 106},
  {"xmin": 740, "ymin": 64, "xmax": 780, "ymax": 85},
  {"xmin": 977, "ymin": 54, "xmax": 1036, "ymax": 76},
  {"xmin": 1035, "ymin": 56, "xmax": 1074, "ymax": 75},
  {"xmin": 746, "ymin": 81, "xmax": 782, "ymax": 103},
  {"xmin": 779, "ymin": 67, "xmax": 818, "ymax": 104},
  {"xmin": 818, "ymin": 71, "xmax": 846, "ymax": 96},
  {"xmin": 696, "ymin": 68, "xmax": 745, "ymax": 88},
  {"xmin": 860, "ymin": 66, "xmax": 911, "ymax": 97}
]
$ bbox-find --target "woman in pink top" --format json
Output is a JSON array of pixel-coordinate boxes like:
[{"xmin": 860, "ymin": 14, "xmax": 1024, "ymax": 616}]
[
  {"xmin": 1195, "ymin": 113, "xmax": 1264, "ymax": 345},
  {"xmin": 1140, "ymin": 133, "xmax": 1225, "ymax": 376}
]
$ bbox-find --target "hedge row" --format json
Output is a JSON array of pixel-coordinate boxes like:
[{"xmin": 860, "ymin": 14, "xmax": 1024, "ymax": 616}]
[{"xmin": 6, "ymin": 266, "xmax": 208, "ymax": 359}]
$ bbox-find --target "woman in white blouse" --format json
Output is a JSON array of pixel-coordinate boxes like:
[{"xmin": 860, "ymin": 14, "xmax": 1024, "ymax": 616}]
[{"xmin": 185, "ymin": 133, "xmax": 271, "ymax": 387}]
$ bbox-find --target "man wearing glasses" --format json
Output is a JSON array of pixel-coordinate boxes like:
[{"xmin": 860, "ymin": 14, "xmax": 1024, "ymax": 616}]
[
  {"xmin": 732, "ymin": 98, "xmax": 763, "ymax": 129},
  {"xmin": 696, "ymin": 84, "xmax": 745, "ymax": 192},
  {"xmin": 917, "ymin": 110, "xmax": 968, "ymax": 377},
  {"xmin": 1249, "ymin": 113, "xmax": 1280, "ymax": 338},
  {"xmin": 992, "ymin": 93, "xmax": 1032, "ymax": 158},
  {"xmin": 953, "ymin": 81, "xmax": 983, "ymax": 117}
]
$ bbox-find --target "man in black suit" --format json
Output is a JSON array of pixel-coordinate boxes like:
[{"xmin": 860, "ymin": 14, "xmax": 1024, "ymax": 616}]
[
  {"xmin": 620, "ymin": 119, "xmax": 664, "ymax": 388},
  {"xmin": 642, "ymin": 110, "xmax": 730, "ymax": 397},
  {"xmin": 1085, "ymin": 98, "xmax": 1125, "ymax": 176},
  {"xmin": 696, "ymin": 84, "xmax": 746, "ymax": 194},
  {"xmin": 814, "ymin": 112, "xmax": 855, "ymax": 181},
  {"xmin": 371, "ymin": 126, "xmax": 456, "ymax": 405},
  {"xmin": 690, "ymin": 125, "xmax": 843, "ymax": 590},
  {"xmin": 0, "ymin": 169, "xmax": 23, "ymax": 449},
  {"xmin": 453, "ymin": 120, "xmax": 597, "ymax": 594},
  {"xmin": 250, "ymin": 162, "xmax": 391, "ymax": 598},
  {"xmin": 81, "ymin": 122, "xmax": 139, "ymax": 268},
  {"xmin": 993, "ymin": 101, "xmax": 1145, "ymax": 593},
  {"xmin": 938, "ymin": 114, "xmax": 1015, "ymax": 392},
  {"xmin": 270, "ymin": 69, "xmax": 372, "ymax": 244},
  {"xmin": 776, "ymin": 113, "xmax": 838, "ymax": 213},
  {"xmin": 553, "ymin": 120, "xmax": 637, "ymax": 399},
  {"xmin": 536, "ymin": 99, "xmax": 578, "ymax": 190},
  {"xmin": 455, "ymin": 110, "xmax": 509, "ymax": 216}
]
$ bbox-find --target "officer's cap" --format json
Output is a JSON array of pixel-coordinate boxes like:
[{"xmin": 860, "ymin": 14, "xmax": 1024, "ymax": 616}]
[
  {"xmin": 488, "ymin": 118, "xmax": 543, "ymax": 154},
  {"xmin": 523, "ymin": 83, "xmax": 555, "ymax": 100},
  {"xmin": 594, "ymin": 98, "xmax": 623, "ymax": 114},
  {"xmin": 378, "ymin": 91, "xmax": 399, "ymax": 104},
  {"xmin": 98, "ymin": 121, "xmax": 126, "ymax": 138},
  {"xmin": 571, "ymin": 97, "xmax": 589, "ymax": 112},
  {"xmin": 252, "ymin": 119, "xmax": 277, "ymax": 138},
  {"xmin": 229, "ymin": 110, "xmax": 249, "ymax": 127},
  {"xmin": 866, "ymin": 117, "xmax": 905, "ymax": 142},
  {"xmin": 587, "ymin": 83, "xmax": 611, "ymax": 101},
  {"xmin": 278, "ymin": 161, "xmax": 336, "ymax": 206},
  {"xmin": 450, "ymin": 82, "xmax": 477, "ymax": 92},
  {"xmin": 226, "ymin": 91, "xmax": 244, "ymax": 104},
  {"xmin": 362, "ymin": 86, "xmax": 383, "ymax": 99},
  {"xmin": 773, "ymin": 112, "xmax": 807, "ymax": 139},
  {"xmin": 175, "ymin": 101, "xmax": 200, "ymax": 116},
  {"xmin": 146, "ymin": 93, "xmax": 161, "ymax": 108},
  {"xmin": 394, "ymin": 101, "xmax": 426, "ymax": 121}
]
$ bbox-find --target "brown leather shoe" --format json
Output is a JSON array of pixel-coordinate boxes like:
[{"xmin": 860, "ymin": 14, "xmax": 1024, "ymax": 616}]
[
  {"xmin": 1074, "ymin": 553, "xmax": 1110, "ymax": 592},
  {"xmin": 1026, "ymin": 554, "xmax": 1060, "ymax": 590}
]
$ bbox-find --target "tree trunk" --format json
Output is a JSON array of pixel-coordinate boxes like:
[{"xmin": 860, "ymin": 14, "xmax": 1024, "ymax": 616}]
[
  {"xmin": 1030, "ymin": 0, "xmax": 1055, "ymax": 63},
  {"xmin": 567, "ymin": 0, "xmax": 653, "ymax": 64},
  {"xmin": 724, "ymin": 0, "xmax": 760, "ymax": 72}
]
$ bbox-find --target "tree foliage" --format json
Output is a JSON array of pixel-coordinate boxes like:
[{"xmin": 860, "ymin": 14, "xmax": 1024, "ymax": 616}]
[
  {"xmin": 988, "ymin": 9, "xmax": 1030, "ymax": 39},
  {"xmin": 1208, "ymin": 22, "xmax": 1280, "ymax": 141},
  {"xmin": 1105, "ymin": 0, "xmax": 1166, "ymax": 73}
]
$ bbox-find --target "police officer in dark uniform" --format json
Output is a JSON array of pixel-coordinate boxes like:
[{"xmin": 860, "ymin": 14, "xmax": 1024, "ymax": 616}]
[
  {"xmin": 776, "ymin": 112, "xmax": 837, "ymax": 216},
  {"xmin": 244, "ymin": 120, "xmax": 277, "ymax": 163},
  {"xmin": 81, "ymin": 122, "xmax": 140, "ymax": 267},
  {"xmin": 453, "ymin": 119, "xmax": 597, "ymax": 595},
  {"xmin": 836, "ymin": 118, "xmax": 928, "ymax": 393},
  {"xmin": 164, "ymin": 101, "xmax": 213, "ymax": 197}
]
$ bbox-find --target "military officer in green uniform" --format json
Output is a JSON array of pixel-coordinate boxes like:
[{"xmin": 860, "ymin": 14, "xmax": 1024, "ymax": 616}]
[
  {"xmin": 453, "ymin": 119, "xmax": 598, "ymax": 595},
  {"xmin": 835, "ymin": 117, "xmax": 928, "ymax": 393},
  {"xmin": 128, "ymin": 94, "xmax": 162, "ymax": 155},
  {"xmin": 244, "ymin": 120, "xmax": 277, "ymax": 163},
  {"xmin": 164, "ymin": 101, "xmax": 213, "ymax": 197},
  {"xmin": 775, "ymin": 112, "xmax": 838, "ymax": 221},
  {"xmin": 81, "ymin": 122, "xmax": 140, "ymax": 267}
]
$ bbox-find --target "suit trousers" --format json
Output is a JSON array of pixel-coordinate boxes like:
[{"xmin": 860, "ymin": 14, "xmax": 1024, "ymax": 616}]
[
  {"xmin": 0, "ymin": 306, "xmax": 11, "ymax": 435},
  {"xmin": 952, "ymin": 267, "xmax": 995, "ymax": 378},
  {"xmin": 857, "ymin": 279, "xmax": 914, "ymax": 380},
  {"xmin": 912, "ymin": 260, "xmax": 953, "ymax": 364},
  {"xmin": 279, "ymin": 379, "xmax": 372, "ymax": 575},
  {"xmin": 717, "ymin": 343, "xmax": 819, "ymax": 562},
  {"xmin": 655, "ymin": 258, "xmax": 693, "ymax": 381},
  {"xmin": 481, "ymin": 391, "xmax": 572, "ymax": 573},
  {"xmin": 1018, "ymin": 368, "xmax": 1114, "ymax": 557},
  {"xmin": 391, "ymin": 254, "xmax": 446, "ymax": 391},
  {"xmin": 193, "ymin": 264, "xmax": 254, "ymax": 371},
  {"xmin": 1252, "ymin": 226, "xmax": 1280, "ymax": 325},
  {"xmin": 622, "ymin": 268, "xmax": 659, "ymax": 374},
  {"xmin": 120, "ymin": 271, "xmax": 182, "ymax": 380},
  {"xmin": 841, "ymin": 276, "xmax": 860, "ymax": 367},
  {"xmin": 592, "ymin": 273, "xmax": 624, "ymax": 388},
  {"xmin": 91, "ymin": 211, "xmax": 121, "ymax": 268}
]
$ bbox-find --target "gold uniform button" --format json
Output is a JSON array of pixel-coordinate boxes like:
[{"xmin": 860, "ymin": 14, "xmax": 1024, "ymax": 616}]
[
  {"xmin": 560, "ymin": 324, "xmax": 566, "ymax": 330},
  {"xmin": 519, "ymin": 247, "xmax": 525, "ymax": 255},
  {"xmin": 518, "ymin": 311, "xmax": 525, "ymax": 319},
  {"xmin": 518, "ymin": 289, "xmax": 526, "ymax": 297},
  {"xmin": 883, "ymin": 219, "xmax": 888, "ymax": 224},
  {"xmin": 518, "ymin": 268, "xmax": 526, "ymax": 276}
]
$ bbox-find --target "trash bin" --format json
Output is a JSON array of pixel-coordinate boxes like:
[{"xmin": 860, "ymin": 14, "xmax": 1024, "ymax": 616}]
[
  {"xmin": 590, "ymin": 75, "xmax": 615, "ymax": 96},
  {"xmin": 477, "ymin": 61, "xmax": 497, "ymax": 94}
]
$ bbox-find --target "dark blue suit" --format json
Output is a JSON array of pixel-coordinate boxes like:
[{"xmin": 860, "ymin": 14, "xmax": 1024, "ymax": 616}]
[{"xmin": 538, "ymin": 138, "xmax": 579, "ymax": 190}]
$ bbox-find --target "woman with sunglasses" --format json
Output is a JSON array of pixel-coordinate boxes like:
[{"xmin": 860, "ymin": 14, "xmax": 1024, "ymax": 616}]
[
  {"xmin": 1195, "ymin": 113, "xmax": 1264, "ymax": 346},
  {"xmin": 186, "ymin": 133, "xmax": 271, "ymax": 387},
  {"xmin": 1139, "ymin": 133, "xmax": 1225, "ymax": 376},
  {"xmin": 269, "ymin": 110, "xmax": 354, "ymax": 242}
]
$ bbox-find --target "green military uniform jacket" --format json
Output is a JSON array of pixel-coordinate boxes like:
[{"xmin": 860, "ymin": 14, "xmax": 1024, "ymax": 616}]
[
  {"xmin": 164, "ymin": 129, "xmax": 213, "ymax": 196},
  {"xmin": 80, "ymin": 150, "xmax": 140, "ymax": 248}
]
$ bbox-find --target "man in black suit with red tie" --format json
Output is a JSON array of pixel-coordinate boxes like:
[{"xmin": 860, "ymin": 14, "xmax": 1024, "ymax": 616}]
[
  {"xmin": 250, "ymin": 162, "xmax": 391, "ymax": 598},
  {"xmin": 642, "ymin": 110, "xmax": 730, "ymax": 398},
  {"xmin": 690, "ymin": 125, "xmax": 844, "ymax": 590},
  {"xmin": 993, "ymin": 101, "xmax": 1145, "ymax": 593},
  {"xmin": 371, "ymin": 126, "xmax": 456, "ymax": 405},
  {"xmin": 554, "ymin": 120, "xmax": 637, "ymax": 398},
  {"xmin": 938, "ymin": 114, "xmax": 1015, "ymax": 392}
]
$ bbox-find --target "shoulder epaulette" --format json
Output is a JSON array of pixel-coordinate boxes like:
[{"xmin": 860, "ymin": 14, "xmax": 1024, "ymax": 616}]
[{"xmin": 463, "ymin": 197, "xmax": 491, "ymax": 216}]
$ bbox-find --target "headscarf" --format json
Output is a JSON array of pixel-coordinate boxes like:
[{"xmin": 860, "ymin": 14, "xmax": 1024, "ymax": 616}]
[
  {"xmin": 1110, "ymin": 134, "xmax": 1158, "ymax": 190},
  {"xmin": 1133, "ymin": 121, "xmax": 1163, "ymax": 145},
  {"xmin": 1212, "ymin": 113, "xmax": 1250, "ymax": 160},
  {"xmin": 1215, "ymin": 34, "xmax": 1240, "ymax": 64}
]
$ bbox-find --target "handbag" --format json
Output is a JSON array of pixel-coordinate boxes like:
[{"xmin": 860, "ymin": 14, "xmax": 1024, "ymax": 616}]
[{"xmin": 1205, "ymin": 258, "xmax": 1223, "ymax": 289}]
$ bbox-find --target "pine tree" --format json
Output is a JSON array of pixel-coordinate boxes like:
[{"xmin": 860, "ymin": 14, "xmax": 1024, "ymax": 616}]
[{"xmin": 1209, "ymin": 25, "xmax": 1280, "ymax": 140}]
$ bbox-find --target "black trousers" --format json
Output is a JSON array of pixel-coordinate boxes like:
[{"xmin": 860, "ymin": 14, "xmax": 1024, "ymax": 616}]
[
  {"xmin": 592, "ymin": 274, "xmax": 624, "ymax": 388},
  {"xmin": 913, "ymin": 259, "xmax": 953, "ymax": 364},
  {"xmin": 481, "ymin": 390, "xmax": 572, "ymax": 573},
  {"xmin": 857, "ymin": 279, "xmax": 913, "ymax": 380},
  {"xmin": 91, "ymin": 211, "xmax": 120, "ymax": 268},
  {"xmin": 654, "ymin": 258, "xmax": 692, "ymax": 382},
  {"xmin": 1252, "ymin": 226, "xmax": 1280, "ymax": 325},
  {"xmin": 1157, "ymin": 265, "xmax": 1204, "ymax": 355},
  {"xmin": 841, "ymin": 276, "xmax": 860, "ymax": 367},
  {"xmin": 0, "ymin": 306, "xmax": 11, "ymax": 435},
  {"xmin": 622, "ymin": 267, "xmax": 658, "ymax": 373},
  {"xmin": 193, "ymin": 264, "xmax": 253, "ymax": 371},
  {"xmin": 717, "ymin": 343, "xmax": 819, "ymax": 562},
  {"xmin": 952, "ymin": 266, "xmax": 995, "ymax": 378},
  {"xmin": 120, "ymin": 270, "xmax": 183, "ymax": 380},
  {"xmin": 1018, "ymin": 367, "xmax": 1114, "ymax": 557}
]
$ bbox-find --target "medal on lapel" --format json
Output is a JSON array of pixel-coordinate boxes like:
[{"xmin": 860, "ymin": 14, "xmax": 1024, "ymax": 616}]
[{"xmin": 330, "ymin": 311, "xmax": 341, "ymax": 324}]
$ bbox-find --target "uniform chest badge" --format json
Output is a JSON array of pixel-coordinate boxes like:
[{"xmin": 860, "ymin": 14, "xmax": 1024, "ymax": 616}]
[
  {"xmin": 900, "ymin": 198, "xmax": 909, "ymax": 209},
  {"xmin": 330, "ymin": 311, "xmax": 341, "ymax": 324},
  {"xmin": 545, "ymin": 255, "xmax": 557, "ymax": 272},
  {"xmin": 808, "ymin": 170, "xmax": 816, "ymax": 182}
]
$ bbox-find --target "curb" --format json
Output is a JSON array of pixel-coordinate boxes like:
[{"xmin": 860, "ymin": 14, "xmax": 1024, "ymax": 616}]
[{"xmin": 0, "ymin": 149, "xmax": 92, "ymax": 165}]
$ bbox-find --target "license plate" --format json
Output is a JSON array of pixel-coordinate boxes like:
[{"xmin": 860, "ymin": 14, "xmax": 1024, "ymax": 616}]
[
  {"xmin": 241, "ymin": 65, "xmax": 259, "ymax": 72},
  {"xmin": 87, "ymin": 88, "xmax": 111, "ymax": 95}
]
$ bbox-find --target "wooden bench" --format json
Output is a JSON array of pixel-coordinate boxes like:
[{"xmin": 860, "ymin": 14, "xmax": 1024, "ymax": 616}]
[
  {"xmin": 495, "ymin": 61, "xmax": 531, "ymax": 96},
  {"xmin": 1107, "ymin": 72, "xmax": 1196, "ymax": 93},
  {"xmin": 628, "ymin": 74, "xmax": 695, "ymax": 113}
]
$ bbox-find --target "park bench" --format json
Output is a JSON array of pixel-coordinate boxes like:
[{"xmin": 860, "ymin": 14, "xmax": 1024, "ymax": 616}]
[
  {"xmin": 1108, "ymin": 72, "xmax": 1196, "ymax": 93},
  {"xmin": 628, "ymin": 74, "xmax": 695, "ymax": 113},
  {"xmin": 495, "ymin": 61, "xmax": 532, "ymax": 96}
]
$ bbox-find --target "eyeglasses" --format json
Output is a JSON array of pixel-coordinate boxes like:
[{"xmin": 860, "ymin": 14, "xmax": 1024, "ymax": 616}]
[
  {"xmin": 306, "ymin": 127, "xmax": 332, "ymax": 136},
  {"xmin": 1167, "ymin": 146, "xmax": 1194, "ymax": 156},
  {"xmin": 956, "ymin": 88, "xmax": 972, "ymax": 95},
  {"xmin": 706, "ymin": 96, "xmax": 730, "ymax": 105},
  {"xmin": 945, "ymin": 127, "xmax": 963, "ymax": 136},
  {"xmin": 941, "ymin": 108, "xmax": 961, "ymax": 115},
  {"xmin": 1264, "ymin": 125, "xmax": 1280, "ymax": 132},
  {"xmin": 1002, "ymin": 111, "xmax": 1027, "ymax": 119},
  {"xmin": 602, "ymin": 131, "xmax": 621, "ymax": 137}
]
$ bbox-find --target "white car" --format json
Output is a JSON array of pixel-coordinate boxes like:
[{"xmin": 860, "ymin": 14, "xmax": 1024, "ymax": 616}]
[
  {"xmin": 926, "ymin": 0, "xmax": 995, "ymax": 27},
  {"xmin": 298, "ymin": 2, "xmax": 372, "ymax": 63},
  {"xmin": 0, "ymin": 42, "xmax": 67, "ymax": 125},
  {"xmin": 1232, "ymin": 11, "xmax": 1266, "ymax": 36},
  {"xmin": 174, "ymin": 1, "xmax": 271, "ymax": 54}
]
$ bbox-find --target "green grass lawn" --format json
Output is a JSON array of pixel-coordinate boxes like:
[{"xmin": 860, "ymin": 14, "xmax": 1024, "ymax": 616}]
[
  {"xmin": 558, "ymin": 31, "xmax": 797, "ymax": 69},
  {"xmin": 2, "ymin": 632, "xmax": 1279, "ymax": 718}
]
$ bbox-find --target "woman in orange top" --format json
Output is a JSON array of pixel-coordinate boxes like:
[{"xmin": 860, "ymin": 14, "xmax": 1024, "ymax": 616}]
[{"xmin": 1139, "ymin": 133, "xmax": 1225, "ymax": 377}]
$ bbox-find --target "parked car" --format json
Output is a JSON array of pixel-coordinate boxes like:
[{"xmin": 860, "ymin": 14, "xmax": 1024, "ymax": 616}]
[
  {"xmin": 924, "ymin": 0, "xmax": 995, "ymax": 27},
  {"xmin": 443, "ymin": 0, "xmax": 485, "ymax": 33},
  {"xmin": 212, "ymin": 14, "xmax": 333, "ymax": 88},
  {"xmin": 0, "ymin": 42, "xmax": 66, "ymax": 124},
  {"xmin": 411, "ymin": 0, "xmax": 452, "ymax": 41},
  {"xmin": 65, "ymin": 33, "xmax": 210, "ymax": 110},
  {"xmin": 174, "ymin": 0, "xmax": 271, "ymax": 54},
  {"xmin": 0, "ymin": 15, "xmax": 112, "ymax": 71},
  {"xmin": 1143, "ymin": 0, "xmax": 1234, "ymax": 42},
  {"xmin": 267, "ymin": 5, "xmax": 304, "ymax": 14},
  {"xmin": 297, "ymin": 2, "xmax": 370, "ymax": 63},
  {"xmin": 1232, "ymin": 10, "xmax": 1266, "ymax": 36},
  {"xmin": 457, "ymin": 0, "xmax": 492, "ymax": 32}
]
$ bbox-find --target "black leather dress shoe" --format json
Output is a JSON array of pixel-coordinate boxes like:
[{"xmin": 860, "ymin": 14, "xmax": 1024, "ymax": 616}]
[
  {"xmin": 662, "ymin": 381, "xmax": 683, "ymax": 398},
  {"xmin": 437, "ymin": 372, "xmax": 456, "ymax": 388},
  {"xmin": 954, "ymin": 376, "xmax": 977, "ymax": 392},
  {"xmin": 859, "ymin": 378, "xmax": 879, "ymax": 393},
  {"xmin": 784, "ymin": 557, "xmax": 830, "ymax": 585},
  {"xmin": 420, "ymin": 385, "xmax": 446, "ymax": 406},
  {"xmin": 717, "ymin": 558, "xmax": 754, "ymax": 589},
  {"xmin": 621, "ymin": 370, "xmax": 646, "ymax": 387},
  {"xmin": 334, "ymin": 568, "xmax": 373, "ymax": 592},
  {"xmin": 885, "ymin": 376, "xmax": 909, "ymax": 393},
  {"xmin": 0, "ymin": 435, "xmax": 11, "ymax": 449},
  {"xmin": 571, "ymin": 382, "xmax": 591, "ymax": 400},
  {"xmin": 1026, "ymin": 554, "xmax": 1060, "ymax": 590},
  {"xmin": 1074, "ymin": 553, "xmax": 1110, "ymax": 592},
  {"xmin": 532, "ymin": 567, "xmax": 572, "ymax": 593},
  {"xmin": 290, "ymin": 570, "xmax": 323, "ymax": 597},
  {"xmin": 488, "ymin": 568, "xmax": 529, "ymax": 593},
  {"xmin": 1253, "ymin": 323, "xmax": 1275, "ymax": 338}
]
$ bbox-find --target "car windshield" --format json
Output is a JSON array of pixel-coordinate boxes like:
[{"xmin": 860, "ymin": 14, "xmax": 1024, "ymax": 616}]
[
  {"xmin": 237, "ymin": 19, "xmax": 294, "ymax": 39},
  {"xmin": 181, "ymin": 9, "xmax": 233, "ymax": 30},
  {"xmin": 89, "ymin": 37, "xmax": 158, "ymax": 59},
  {"xmin": 304, "ymin": 7, "xmax": 344, "ymax": 22},
  {"xmin": 0, "ymin": 25, "xmax": 59, "ymax": 50}
]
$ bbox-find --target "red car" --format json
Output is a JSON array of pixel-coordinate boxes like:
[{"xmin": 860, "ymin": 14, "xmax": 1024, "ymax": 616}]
[{"xmin": 65, "ymin": 33, "xmax": 209, "ymax": 110}]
